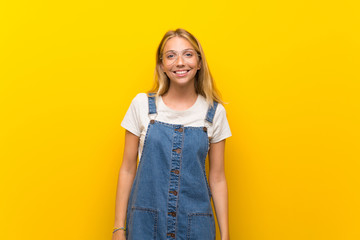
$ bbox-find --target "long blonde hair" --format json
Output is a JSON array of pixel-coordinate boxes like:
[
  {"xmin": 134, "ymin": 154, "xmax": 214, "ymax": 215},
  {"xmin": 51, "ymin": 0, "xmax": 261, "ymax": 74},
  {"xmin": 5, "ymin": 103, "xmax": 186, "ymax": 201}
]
[{"xmin": 148, "ymin": 28, "xmax": 224, "ymax": 107}]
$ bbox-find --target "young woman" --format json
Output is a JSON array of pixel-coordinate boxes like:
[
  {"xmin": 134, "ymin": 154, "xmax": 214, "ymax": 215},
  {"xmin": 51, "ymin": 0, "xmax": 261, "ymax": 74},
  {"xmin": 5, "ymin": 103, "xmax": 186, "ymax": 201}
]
[{"xmin": 112, "ymin": 28, "xmax": 232, "ymax": 240}]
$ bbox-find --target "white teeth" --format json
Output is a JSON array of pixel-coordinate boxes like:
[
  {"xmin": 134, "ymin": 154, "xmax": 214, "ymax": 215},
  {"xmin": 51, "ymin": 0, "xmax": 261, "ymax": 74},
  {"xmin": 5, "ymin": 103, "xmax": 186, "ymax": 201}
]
[{"xmin": 175, "ymin": 70, "xmax": 188, "ymax": 74}]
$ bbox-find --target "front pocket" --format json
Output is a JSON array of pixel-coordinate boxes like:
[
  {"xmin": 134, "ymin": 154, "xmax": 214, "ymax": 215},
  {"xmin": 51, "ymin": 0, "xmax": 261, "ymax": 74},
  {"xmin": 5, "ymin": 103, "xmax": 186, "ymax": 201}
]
[
  {"xmin": 187, "ymin": 213, "xmax": 216, "ymax": 240},
  {"xmin": 127, "ymin": 206, "xmax": 158, "ymax": 240}
]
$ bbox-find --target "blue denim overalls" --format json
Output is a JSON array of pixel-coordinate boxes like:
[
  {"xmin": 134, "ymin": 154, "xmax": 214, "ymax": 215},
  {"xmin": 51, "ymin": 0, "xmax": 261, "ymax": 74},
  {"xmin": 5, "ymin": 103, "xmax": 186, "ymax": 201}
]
[{"xmin": 125, "ymin": 93, "xmax": 218, "ymax": 240}]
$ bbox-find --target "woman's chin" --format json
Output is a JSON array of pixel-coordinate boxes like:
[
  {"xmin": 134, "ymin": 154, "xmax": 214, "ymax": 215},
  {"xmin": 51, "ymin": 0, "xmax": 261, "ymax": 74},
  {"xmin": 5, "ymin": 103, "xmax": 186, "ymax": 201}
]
[{"xmin": 170, "ymin": 78, "xmax": 195, "ymax": 87}]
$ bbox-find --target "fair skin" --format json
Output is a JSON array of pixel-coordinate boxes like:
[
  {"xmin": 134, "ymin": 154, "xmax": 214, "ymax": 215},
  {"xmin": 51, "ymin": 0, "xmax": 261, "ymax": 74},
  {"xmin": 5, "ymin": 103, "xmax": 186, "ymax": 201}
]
[{"xmin": 113, "ymin": 36, "xmax": 230, "ymax": 240}]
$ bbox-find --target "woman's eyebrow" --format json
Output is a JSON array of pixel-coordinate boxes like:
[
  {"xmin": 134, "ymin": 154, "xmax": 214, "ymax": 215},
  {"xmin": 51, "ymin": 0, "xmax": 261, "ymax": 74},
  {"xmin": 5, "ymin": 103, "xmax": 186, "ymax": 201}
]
[{"xmin": 164, "ymin": 48, "xmax": 195, "ymax": 53}]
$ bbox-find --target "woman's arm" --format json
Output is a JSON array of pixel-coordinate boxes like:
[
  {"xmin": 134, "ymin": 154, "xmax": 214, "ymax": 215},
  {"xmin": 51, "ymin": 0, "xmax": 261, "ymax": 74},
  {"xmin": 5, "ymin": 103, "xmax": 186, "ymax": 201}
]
[
  {"xmin": 208, "ymin": 139, "xmax": 230, "ymax": 240},
  {"xmin": 112, "ymin": 130, "xmax": 139, "ymax": 240}
]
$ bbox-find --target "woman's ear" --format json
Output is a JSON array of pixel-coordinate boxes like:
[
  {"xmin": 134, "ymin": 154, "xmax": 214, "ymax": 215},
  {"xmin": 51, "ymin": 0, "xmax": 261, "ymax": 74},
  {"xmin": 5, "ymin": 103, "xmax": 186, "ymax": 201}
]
[{"xmin": 197, "ymin": 61, "xmax": 201, "ymax": 70}]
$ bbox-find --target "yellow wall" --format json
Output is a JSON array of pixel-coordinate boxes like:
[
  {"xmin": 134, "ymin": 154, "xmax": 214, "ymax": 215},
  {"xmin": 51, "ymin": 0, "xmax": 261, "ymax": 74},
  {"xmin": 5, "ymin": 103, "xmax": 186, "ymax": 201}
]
[{"xmin": 1, "ymin": 0, "xmax": 359, "ymax": 239}]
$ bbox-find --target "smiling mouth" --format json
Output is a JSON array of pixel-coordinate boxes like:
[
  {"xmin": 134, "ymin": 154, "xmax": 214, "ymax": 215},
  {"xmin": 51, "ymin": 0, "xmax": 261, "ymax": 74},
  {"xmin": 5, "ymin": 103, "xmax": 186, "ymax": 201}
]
[{"xmin": 173, "ymin": 70, "xmax": 190, "ymax": 74}]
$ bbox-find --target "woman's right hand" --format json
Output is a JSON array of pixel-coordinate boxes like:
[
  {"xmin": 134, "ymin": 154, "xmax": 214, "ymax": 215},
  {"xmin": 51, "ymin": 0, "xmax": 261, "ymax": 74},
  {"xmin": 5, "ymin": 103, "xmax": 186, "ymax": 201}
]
[{"xmin": 112, "ymin": 230, "xmax": 126, "ymax": 240}]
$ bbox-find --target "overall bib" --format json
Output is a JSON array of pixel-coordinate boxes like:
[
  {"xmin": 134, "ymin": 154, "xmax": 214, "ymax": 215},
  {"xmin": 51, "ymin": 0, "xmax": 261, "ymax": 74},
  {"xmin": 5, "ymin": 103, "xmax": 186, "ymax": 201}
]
[{"xmin": 126, "ymin": 93, "xmax": 218, "ymax": 240}]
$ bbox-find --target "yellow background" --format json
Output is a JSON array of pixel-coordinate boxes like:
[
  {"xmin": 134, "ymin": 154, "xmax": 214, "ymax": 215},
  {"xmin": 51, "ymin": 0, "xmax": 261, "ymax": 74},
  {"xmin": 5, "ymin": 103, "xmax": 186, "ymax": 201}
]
[{"xmin": 1, "ymin": 0, "xmax": 359, "ymax": 239}]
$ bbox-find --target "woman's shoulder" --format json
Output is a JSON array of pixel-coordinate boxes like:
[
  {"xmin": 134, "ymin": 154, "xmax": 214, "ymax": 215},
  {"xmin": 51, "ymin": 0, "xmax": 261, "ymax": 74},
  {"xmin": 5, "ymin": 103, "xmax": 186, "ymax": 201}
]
[
  {"xmin": 126, "ymin": 93, "xmax": 149, "ymax": 115},
  {"xmin": 122, "ymin": 93, "xmax": 149, "ymax": 125},
  {"xmin": 215, "ymin": 101, "xmax": 226, "ymax": 114},
  {"xmin": 205, "ymin": 100, "xmax": 228, "ymax": 124},
  {"xmin": 130, "ymin": 92, "xmax": 148, "ymax": 105},
  {"xmin": 198, "ymin": 95, "xmax": 227, "ymax": 114}
]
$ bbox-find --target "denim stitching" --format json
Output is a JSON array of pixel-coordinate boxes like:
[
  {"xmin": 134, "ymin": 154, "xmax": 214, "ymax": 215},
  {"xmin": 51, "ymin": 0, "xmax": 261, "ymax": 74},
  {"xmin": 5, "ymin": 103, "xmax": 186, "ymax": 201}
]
[
  {"xmin": 130, "ymin": 207, "xmax": 159, "ymax": 240},
  {"xmin": 165, "ymin": 127, "xmax": 176, "ymax": 239},
  {"xmin": 188, "ymin": 212, "xmax": 213, "ymax": 217},
  {"xmin": 174, "ymin": 126, "xmax": 185, "ymax": 238},
  {"xmin": 153, "ymin": 209, "xmax": 158, "ymax": 240},
  {"xmin": 139, "ymin": 122, "xmax": 152, "ymax": 164},
  {"xmin": 187, "ymin": 213, "xmax": 192, "ymax": 240},
  {"xmin": 203, "ymin": 134, "xmax": 212, "ymax": 199},
  {"xmin": 186, "ymin": 213, "xmax": 213, "ymax": 240}
]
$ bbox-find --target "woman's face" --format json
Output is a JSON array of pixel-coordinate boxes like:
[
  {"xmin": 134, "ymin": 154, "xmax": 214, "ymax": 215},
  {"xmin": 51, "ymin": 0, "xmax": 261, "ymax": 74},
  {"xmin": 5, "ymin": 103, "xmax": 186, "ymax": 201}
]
[{"xmin": 160, "ymin": 37, "xmax": 201, "ymax": 87}]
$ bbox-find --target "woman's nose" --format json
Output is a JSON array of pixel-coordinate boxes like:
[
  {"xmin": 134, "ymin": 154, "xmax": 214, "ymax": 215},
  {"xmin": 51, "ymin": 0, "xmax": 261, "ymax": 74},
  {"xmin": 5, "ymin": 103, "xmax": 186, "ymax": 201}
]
[{"xmin": 175, "ymin": 55, "xmax": 185, "ymax": 66}]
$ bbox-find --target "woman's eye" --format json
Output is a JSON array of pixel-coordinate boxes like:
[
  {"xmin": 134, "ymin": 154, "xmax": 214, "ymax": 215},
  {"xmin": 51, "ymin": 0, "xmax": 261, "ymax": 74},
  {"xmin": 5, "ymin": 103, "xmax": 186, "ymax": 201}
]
[
  {"xmin": 184, "ymin": 52, "xmax": 193, "ymax": 57},
  {"xmin": 166, "ymin": 54, "xmax": 175, "ymax": 59}
]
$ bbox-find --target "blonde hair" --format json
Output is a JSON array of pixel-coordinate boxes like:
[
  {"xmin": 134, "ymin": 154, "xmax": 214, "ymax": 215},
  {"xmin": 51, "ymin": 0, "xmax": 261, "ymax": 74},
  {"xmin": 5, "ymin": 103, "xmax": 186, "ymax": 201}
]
[{"xmin": 148, "ymin": 28, "xmax": 224, "ymax": 107}]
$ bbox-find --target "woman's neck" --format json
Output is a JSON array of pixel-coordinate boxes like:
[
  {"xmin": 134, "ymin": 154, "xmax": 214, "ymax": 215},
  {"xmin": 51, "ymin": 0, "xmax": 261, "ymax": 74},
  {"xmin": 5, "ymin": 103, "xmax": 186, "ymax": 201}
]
[{"xmin": 162, "ymin": 84, "xmax": 198, "ymax": 111}]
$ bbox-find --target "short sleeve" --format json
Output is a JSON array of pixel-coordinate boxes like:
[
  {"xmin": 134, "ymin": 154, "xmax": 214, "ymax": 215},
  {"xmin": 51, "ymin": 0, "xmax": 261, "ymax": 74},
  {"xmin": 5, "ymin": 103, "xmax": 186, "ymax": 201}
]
[
  {"xmin": 120, "ymin": 94, "xmax": 142, "ymax": 137},
  {"xmin": 210, "ymin": 103, "xmax": 232, "ymax": 143}
]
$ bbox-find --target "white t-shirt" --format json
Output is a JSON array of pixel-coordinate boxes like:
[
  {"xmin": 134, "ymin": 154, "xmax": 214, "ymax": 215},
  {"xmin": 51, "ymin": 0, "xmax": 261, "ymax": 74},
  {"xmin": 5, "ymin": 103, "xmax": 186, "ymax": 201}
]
[{"xmin": 121, "ymin": 93, "xmax": 232, "ymax": 161}]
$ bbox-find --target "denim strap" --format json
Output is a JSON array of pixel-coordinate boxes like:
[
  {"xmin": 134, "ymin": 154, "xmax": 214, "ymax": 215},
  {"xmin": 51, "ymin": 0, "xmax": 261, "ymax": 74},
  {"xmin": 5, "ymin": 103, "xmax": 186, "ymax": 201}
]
[
  {"xmin": 147, "ymin": 92, "xmax": 157, "ymax": 115},
  {"xmin": 205, "ymin": 101, "xmax": 218, "ymax": 124}
]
